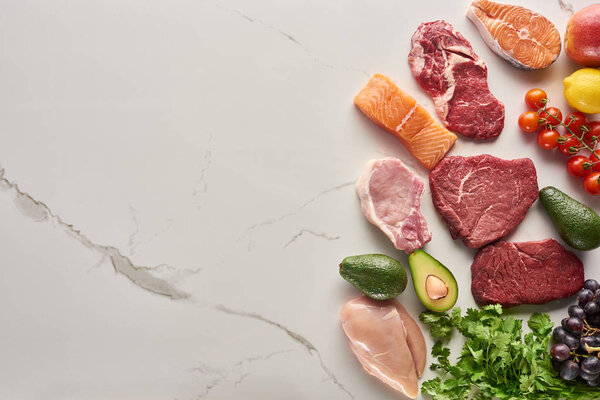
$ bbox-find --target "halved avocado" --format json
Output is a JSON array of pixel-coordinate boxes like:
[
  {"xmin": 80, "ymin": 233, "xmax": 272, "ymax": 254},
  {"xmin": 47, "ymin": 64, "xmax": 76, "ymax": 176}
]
[{"xmin": 408, "ymin": 249, "xmax": 458, "ymax": 312}]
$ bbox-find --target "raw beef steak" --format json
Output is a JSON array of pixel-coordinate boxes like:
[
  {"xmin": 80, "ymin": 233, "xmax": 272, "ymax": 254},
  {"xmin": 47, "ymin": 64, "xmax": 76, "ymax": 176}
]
[
  {"xmin": 429, "ymin": 154, "xmax": 538, "ymax": 249},
  {"xmin": 408, "ymin": 20, "xmax": 505, "ymax": 140},
  {"xmin": 471, "ymin": 239, "xmax": 584, "ymax": 307},
  {"xmin": 356, "ymin": 158, "xmax": 431, "ymax": 253}
]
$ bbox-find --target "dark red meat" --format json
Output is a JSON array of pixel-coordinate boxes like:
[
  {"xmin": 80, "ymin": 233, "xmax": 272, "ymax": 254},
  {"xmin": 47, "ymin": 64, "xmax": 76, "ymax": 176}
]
[
  {"xmin": 408, "ymin": 20, "xmax": 504, "ymax": 140},
  {"xmin": 429, "ymin": 154, "xmax": 538, "ymax": 249},
  {"xmin": 471, "ymin": 239, "xmax": 584, "ymax": 307}
]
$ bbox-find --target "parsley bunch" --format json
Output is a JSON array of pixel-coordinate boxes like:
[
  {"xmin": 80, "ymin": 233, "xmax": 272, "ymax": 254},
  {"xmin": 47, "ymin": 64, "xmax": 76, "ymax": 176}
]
[{"xmin": 419, "ymin": 305, "xmax": 600, "ymax": 400}]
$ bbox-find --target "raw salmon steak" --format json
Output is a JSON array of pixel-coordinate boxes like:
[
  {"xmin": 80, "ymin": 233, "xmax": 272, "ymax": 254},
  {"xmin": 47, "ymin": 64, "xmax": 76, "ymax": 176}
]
[
  {"xmin": 356, "ymin": 157, "xmax": 431, "ymax": 253},
  {"xmin": 340, "ymin": 296, "xmax": 426, "ymax": 398},
  {"xmin": 354, "ymin": 74, "xmax": 456, "ymax": 170},
  {"xmin": 408, "ymin": 20, "xmax": 505, "ymax": 140},
  {"xmin": 467, "ymin": 0, "xmax": 561, "ymax": 70}
]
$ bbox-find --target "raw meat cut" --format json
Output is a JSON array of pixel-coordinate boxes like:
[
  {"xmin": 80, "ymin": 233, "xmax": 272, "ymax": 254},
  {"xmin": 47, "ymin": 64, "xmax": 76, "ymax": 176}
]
[
  {"xmin": 468, "ymin": 0, "xmax": 561, "ymax": 70},
  {"xmin": 354, "ymin": 74, "xmax": 457, "ymax": 169},
  {"xmin": 471, "ymin": 239, "xmax": 584, "ymax": 307},
  {"xmin": 429, "ymin": 154, "xmax": 538, "ymax": 249},
  {"xmin": 408, "ymin": 20, "xmax": 505, "ymax": 140},
  {"xmin": 356, "ymin": 157, "xmax": 431, "ymax": 253},
  {"xmin": 340, "ymin": 296, "xmax": 425, "ymax": 398},
  {"xmin": 394, "ymin": 301, "xmax": 427, "ymax": 377}
]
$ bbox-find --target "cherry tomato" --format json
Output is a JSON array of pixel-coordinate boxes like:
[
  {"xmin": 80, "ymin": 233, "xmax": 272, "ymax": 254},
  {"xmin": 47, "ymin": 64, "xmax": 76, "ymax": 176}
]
[
  {"xmin": 537, "ymin": 128, "xmax": 560, "ymax": 149},
  {"xmin": 589, "ymin": 152, "xmax": 600, "ymax": 173},
  {"xmin": 525, "ymin": 88, "xmax": 547, "ymax": 110},
  {"xmin": 518, "ymin": 111, "xmax": 540, "ymax": 133},
  {"xmin": 539, "ymin": 107, "xmax": 563, "ymax": 127},
  {"xmin": 558, "ymin": 135, "xmax": 582, "ymax": 156},
  {"xmin": 564, "ymin": 112, "xmax": 587, "ymax": 136},
  {"xmin": 584, "ymin": 172, "xmax": 600, "ymax": 195},
  {"xmin": 584, "ymin": 121, "xmax": 600, "ymax": 145},
  {"xmin": 567, "ymin": 156, "xmax": 592, "ymax": 178}
]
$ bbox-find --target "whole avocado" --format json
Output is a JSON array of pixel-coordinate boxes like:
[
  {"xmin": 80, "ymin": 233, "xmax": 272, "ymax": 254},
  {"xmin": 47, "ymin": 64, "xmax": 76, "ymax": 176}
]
[
  {"xmin": 539, "ymin": 186, "xmax": 600, "ymax": 250},
  {"xmin": 339, "ymin": 254, "xmax": 407, "ymax": 300}
]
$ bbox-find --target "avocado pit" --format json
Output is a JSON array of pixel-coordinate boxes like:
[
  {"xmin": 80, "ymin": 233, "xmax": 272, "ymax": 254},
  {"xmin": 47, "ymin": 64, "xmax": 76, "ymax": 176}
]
[{"xmin": 425, "ymin": 275, "xmax": 448, "ymax": 300}]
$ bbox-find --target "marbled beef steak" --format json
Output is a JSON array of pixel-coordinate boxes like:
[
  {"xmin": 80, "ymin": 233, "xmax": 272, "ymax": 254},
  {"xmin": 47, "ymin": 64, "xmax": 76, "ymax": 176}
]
[
  {"xmin": 408, "ymin": 20, "xmax": 505, "ymax": 140},
  {"xmin": 471, "ymin": 239, "xmax": 584, "ymax": 307},
  {"xmin": 429, "ymin": 154, "xmax": 538, "ymax": 249}
]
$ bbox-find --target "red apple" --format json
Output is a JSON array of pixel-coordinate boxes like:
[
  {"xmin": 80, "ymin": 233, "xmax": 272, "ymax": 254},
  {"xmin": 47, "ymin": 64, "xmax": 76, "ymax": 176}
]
[{"xmin": 565, "ymin": 4, "xmax": 600, "ymax": 67}]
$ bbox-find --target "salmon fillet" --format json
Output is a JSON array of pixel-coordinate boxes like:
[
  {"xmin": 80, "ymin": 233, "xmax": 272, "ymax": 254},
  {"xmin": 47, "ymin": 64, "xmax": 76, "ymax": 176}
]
[
  {"xmin": 467, "ymin": 0, "xmax": 561, "ymax": 70},
  {"xmin": 354, "ymin": 74, "xmax": 456, "ymax": 170}
]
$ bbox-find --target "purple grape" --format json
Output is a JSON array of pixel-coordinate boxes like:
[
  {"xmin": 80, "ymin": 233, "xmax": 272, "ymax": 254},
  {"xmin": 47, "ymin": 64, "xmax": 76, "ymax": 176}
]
[
  {"xmin": 585, "ymin": 279, "xmax": 600, "ymax": 292},
  {"xmin": 569, "ymin": 305, "xmax": 587, "ymax": 320},
  {"xmin": 580, "ymin": 370, "xmax": 599, "ymax": 381},
  {"xmin": 565, "ymin": 334, "xmax": 581, "ymax": 350},
  {"xmin": 562, "ymin": 317, "xmax": 570, "ymax": 330},
  {"xmin": 553, "ymin": 327, "xmax": 568, "ymax": 343},
  {"xmin": 588, "ymin": 314, "xmax": 600, "ymax": 327},
  {"xmin": 581, "ymin": 336, "xmax": 598, "ymax": 353},
  {"xmin": 560, "ymin": 360, "xmax": 580, "ymax": 381},
  {"xmin": 566, "ymin": 317, "xmax": 584, "ymax": 335},
  {"xmin": 551, "ymin": 343, "xmax": 571, "ymax": 361},
  {"xmin": 582, "ymin": 357, "xmax": 600, "ymax": 375},
  {"xmin": 579, "ymin": 289, "xmax": 595, "ymax": 306},
  {"xmin": 586, "ymin": 302, "xmax": 600, "ymax": 316},
  {"xmin": 552, "ymin": 358, "xmax": 562, "ymax": 371},
  {"xmin": 588, "ymin": 375, "xmax": 600, "ymax": 387},
  {"xmin": 595, "ymin": 288, "xmax": 600, "ymax": 300}
]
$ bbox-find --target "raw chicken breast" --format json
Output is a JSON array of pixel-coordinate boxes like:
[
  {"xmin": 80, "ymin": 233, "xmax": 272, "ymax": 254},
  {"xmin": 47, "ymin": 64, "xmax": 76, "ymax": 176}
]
[
  {"xmin": 395, "ymin": 301, "xmax": 427, "ymax": 377},
  {"xmin": 356, "ymin": 158, "xmax": 431, "ymax": 253},
  {"xmin": 340, "ymin": 296, "xmax": 420, "ymax": 399}
]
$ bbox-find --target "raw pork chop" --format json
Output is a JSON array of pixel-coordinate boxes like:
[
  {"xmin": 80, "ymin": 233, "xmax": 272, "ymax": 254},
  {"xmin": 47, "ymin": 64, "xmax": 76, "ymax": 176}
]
[
  {"xmin": 356, "ymin": 158, "xmax": 431, "ymax": 253},
  {"xmin": 340, "ymin": 296, "xmax": 426, "ymax": 398},
  {"xmin": 429, "ymin": 154, "xmax": 538, "ymax": 249},
  {"xmin": 471, "ymin": 239, "xmax": 584, "ymax": 307},
  {"xmin": 408, "ymin": 20, "xmax": 505, "ymax": 140}
]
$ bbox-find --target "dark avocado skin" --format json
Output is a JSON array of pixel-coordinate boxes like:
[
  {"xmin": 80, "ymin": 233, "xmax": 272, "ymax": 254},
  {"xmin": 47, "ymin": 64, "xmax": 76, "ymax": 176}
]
[
  {"xmin": 339, "ymin": 254, "xmax": 407, "ymax": 300},
  {"xmin": 539, "ymin": 186, "xmax": 600, "ymax": 251}
]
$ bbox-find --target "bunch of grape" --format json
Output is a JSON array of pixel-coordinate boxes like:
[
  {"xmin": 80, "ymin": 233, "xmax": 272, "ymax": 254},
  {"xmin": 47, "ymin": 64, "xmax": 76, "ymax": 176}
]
[{"xmin": 551, "ymin": 279, "xmax": 600, "ymax": 386}]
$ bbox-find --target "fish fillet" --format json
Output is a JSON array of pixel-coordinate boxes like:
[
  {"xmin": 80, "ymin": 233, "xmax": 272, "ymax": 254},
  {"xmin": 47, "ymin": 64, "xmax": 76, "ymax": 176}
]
[
  {"xmin": 467, "ymin": 0, "xmax": 561, "ymax": 70},
  {"xmin": 354, "ymin": 74, "xmax": 456, "ymax": 170}
]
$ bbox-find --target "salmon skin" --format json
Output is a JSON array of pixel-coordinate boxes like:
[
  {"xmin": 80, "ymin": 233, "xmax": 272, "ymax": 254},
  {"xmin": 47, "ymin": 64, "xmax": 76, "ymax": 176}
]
[
  {"xmin": 354, "ymin": 74, "xmax": 456, "ymax": 170},
  {"xmin": 467, "ymin": 0, "xmax": 561, "ymax": 70}
]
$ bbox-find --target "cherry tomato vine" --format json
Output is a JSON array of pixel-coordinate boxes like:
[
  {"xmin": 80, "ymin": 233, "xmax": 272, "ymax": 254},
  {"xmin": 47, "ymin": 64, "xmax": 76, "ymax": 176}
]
[{"xmin": 519, "ymin": 88, "xmax": 600, "ymax": 195}]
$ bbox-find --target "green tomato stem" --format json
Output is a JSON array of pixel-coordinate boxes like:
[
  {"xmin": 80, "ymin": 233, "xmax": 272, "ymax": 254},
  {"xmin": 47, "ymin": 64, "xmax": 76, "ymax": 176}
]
[{"xmin": 538, "ymin": 103, "xmax": 600, "ymax": 165}]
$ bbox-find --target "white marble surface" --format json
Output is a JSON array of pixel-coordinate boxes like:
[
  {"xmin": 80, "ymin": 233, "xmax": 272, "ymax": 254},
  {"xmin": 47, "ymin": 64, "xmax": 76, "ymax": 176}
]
[{"xmin": 0, "ymin": 0, "xmax": 599, "ymax": 398}]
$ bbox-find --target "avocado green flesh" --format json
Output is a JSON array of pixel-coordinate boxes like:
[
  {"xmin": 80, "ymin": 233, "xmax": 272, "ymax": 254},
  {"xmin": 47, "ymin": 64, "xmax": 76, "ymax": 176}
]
[
  {"xmin": 408, "ymin": 249, "xmax": 458, "ymax": 312},
  {"xmin": 339, "ymin": 254, "xmax": 407, "ymax": 300},
  {"xmin": 539, "ymin": 186, "xmax": 600, "ymax": 251}
]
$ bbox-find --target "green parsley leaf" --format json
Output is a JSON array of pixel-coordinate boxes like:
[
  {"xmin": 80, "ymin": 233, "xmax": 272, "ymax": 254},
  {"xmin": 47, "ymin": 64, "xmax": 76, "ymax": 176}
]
[{"xmin": 420, "ymin": 306, "xmax": 600, "ymax": 400}]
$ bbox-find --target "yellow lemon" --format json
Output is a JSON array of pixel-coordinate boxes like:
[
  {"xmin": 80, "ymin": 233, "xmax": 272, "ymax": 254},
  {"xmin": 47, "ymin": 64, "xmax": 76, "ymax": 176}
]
[{"xmin": 564, "ymin": 68, "xmax": 600, "ymax": 114}]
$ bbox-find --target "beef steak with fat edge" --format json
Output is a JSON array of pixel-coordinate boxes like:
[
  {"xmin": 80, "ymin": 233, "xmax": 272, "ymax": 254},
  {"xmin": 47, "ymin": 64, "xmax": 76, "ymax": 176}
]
[
  {"xmin": 471, "ymin": 239, "xmax": 584, "ymax": 307},
  {"xmin": 408, "ymin": 20, "xmax": 505, "ymax": 140},
  {"xmin": 429, "ymin": 154, "xmax": 538, "ymax": 249}
]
